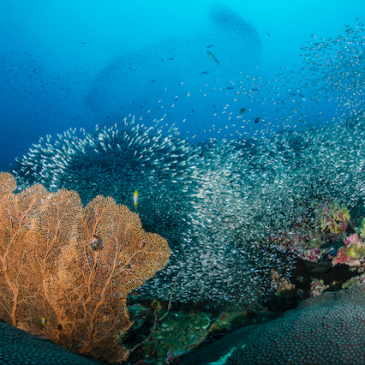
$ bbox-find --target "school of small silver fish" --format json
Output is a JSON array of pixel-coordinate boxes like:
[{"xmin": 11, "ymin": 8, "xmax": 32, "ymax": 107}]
[{"xmin": 9, "ymin": 17, "xmax": 365, "ymax": 309}]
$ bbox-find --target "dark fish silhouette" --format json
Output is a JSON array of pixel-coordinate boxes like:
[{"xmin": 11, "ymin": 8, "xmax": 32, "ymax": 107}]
[
  {"xmin": 200, "ymin": 71, "xmax": 210, "ymax": 74},
  {"xmin": 266, "ymin": 31, "xmax": 270, "ymax": 37},
  {"xmin": 206, "ymin": 45, "xmax": 213, "ymax": 48},
  {"xmin": 240, "ymin": 108, "xmax": 246, "ymax": 114},
  {"xmin": 224, "ymin": 86, "xmax": 234, "ymax": 90},
  {"xmin": 255, "ymin": 117, "xmax": 260, "ymax": 124}
]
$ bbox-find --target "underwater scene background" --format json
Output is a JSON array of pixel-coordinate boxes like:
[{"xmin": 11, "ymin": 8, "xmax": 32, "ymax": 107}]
[{"xmin": 2, "ymin": 1, "xmax": 365, "ymax": 364}]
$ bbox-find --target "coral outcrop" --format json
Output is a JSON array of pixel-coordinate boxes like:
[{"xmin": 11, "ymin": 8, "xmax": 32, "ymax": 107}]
[
  {"xmin": 182, "ymin": 283, "xmax": 365, "ymax": 365},
  {"xmin": 0, "ymin": 320, "xmax": 104, "ymax": 365}
]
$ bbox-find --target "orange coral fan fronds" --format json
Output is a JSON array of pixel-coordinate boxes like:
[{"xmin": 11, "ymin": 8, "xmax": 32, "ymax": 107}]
[
  {"xmin": 0, "ymin": 181, "xmax": 49, "ymax": 326},
  {"xmin": 26, "ymin": 189, "xmax": 84, "ymax": 334},
  {"xmin": 0, "ymin": 174, "xmax": 171, "ymax": 364},
  {"xmin": 0, "ymin": 172, "xmax": 16, "ymax": 196},
  {"xmin": 49, "ymin": 195, "xmax": 171, "ymax": 362}
]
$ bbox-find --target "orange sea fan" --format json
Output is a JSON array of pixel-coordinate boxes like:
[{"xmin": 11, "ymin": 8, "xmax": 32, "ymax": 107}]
[
  {"xmin": 0, "ymin": 173, "xmax": 171, "ymax": 364},
  {"xmin": 48, "ymin": 195, "xmax": 171, "ymax": 362}
]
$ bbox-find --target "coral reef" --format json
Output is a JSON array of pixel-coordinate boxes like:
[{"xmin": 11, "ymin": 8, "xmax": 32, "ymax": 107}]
[
  {"xmin": 341, "ymin": 272, "xmax": 365, "ymax": 290},
  {"xmin": 181, "ymin": 283, "xmax": 365, "ymax": 365},
  {"xmin": 270, "ymin": 269, "xmax": 296, "ymax": 294},
  {"xmin": 315, "ymin": 200, "xmax": 350, "ymax": 234},
  {"xmin": 0, "ymin": 172, "xmax": 170, "ymax": 363},
  {"xmin": 146, "ymin": 310, "xmax": 211, "ymax": 362},
  {"xmin": 208, "ymin": 311, "xmax": 248, "ymax": 334},
  {"xmin": 269, "ymin": 198, "xmax": 365, "ymax": 271},
  {"xmin": 309, "ymin": 280, "xmax": 328, "ymax": 297},
  {"xmin": 0, "ymin": 320, "xmax": 106, "ymax": 365}
]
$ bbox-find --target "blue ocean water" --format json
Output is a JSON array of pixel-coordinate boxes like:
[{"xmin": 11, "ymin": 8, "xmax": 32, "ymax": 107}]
[
  {"xmin": 1, "ymin": 1, "xmax": 364, "ymax": 172},
  {"xmin": 3, "ymin": 2, "xmax": 365, "ymax": 364}
]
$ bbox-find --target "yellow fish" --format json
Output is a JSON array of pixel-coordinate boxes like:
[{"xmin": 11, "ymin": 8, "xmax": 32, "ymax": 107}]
[{"xmin": 133, "ymin": 190, "xmax": 138, "ymax": 209}]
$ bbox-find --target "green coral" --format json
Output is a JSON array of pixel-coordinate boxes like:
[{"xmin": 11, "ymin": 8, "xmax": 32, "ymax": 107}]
[
  {"xmin": 349, "ymin": 245, "xmax": 365, "ymax": 259},
  {"xmin": 342, "ymin": 274, "xmax": 365, "ymax": 289},
  {"xmin": 314, "ymin": 201, "xmax": 350, "ymax": 234},
  {"xmin": 144, "ymin": 311, "xmax": 212, "ymax": 361},
  {"xmin": 358, "ymin": 218, "xmax": 365, "ymax": 239}
]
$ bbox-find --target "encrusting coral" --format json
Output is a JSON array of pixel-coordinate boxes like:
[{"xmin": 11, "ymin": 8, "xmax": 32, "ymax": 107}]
[
  {"xmin": 0, "ymin": 172, "xmax": 171, "ymax": 363},
  {"xmin": 181, "ymin": 283, "xmax": 365, "ymax": 365}
]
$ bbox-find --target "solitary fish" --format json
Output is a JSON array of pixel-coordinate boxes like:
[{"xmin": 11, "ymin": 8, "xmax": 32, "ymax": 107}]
[
  {"xmin": 200, "ymin": 71, "xmax": 210, "ymax": 74},
  {"xmin": 206, "ymin": 45, "xmax": 213, "ymax": 48},
  {"xmin": 133, "ymin": 190, "xmax": 138, "ymax": 209},
  {"xmin": 207, "ymin": 51, "xmax": 220, "ymax": 67},
  {"xmin": 240, "ymin": 108, "xmax": 246, "ymax": 113},
  {"xmin": 255, "ymin": 117, "xmax": 260, "ymax": 124}
]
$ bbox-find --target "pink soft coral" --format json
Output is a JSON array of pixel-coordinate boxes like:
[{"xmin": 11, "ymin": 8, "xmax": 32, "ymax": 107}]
[
  {"xmin": 332, "ymin": 250, "xmax": 349, "ymax": 265},
  {"xmin": 344, "ymin": 233, "xmax": 363, "ymax": 247}
]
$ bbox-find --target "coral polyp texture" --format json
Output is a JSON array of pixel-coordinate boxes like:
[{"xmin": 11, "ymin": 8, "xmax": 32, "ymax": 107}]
[
  {"xmin": 181, "ymin": 283, "xmax": 365, "ymax": 365},
  {"xmin": 0, "ymin": 321, "xmax": 100, "ymax": 365}
]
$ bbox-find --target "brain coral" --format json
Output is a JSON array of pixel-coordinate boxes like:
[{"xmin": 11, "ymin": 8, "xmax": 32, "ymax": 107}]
[
  {"xmin": 182, "ymin": 283, "xmax": 365, "ymax": 365},
  {"xmin": 0, "ymin": 320, "xmax": 103, "ymax": 365}
]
